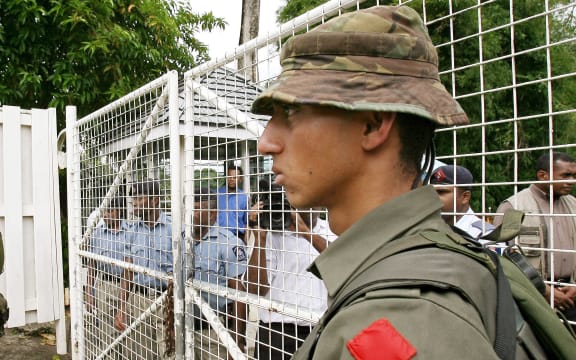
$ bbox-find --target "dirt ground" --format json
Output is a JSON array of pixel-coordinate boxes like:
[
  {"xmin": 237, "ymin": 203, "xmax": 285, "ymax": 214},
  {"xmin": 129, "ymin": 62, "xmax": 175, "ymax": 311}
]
[{"xmin": 0, "ymin": 318, "xmax": 72, "ymax": 360}]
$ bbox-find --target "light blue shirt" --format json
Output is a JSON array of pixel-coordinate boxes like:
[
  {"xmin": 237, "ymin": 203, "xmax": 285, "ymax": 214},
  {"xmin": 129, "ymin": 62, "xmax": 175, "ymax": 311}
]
[
  {"xmin": 192, "ymin": 225, "xmax": 247, "ymax": 311},
  {"xmin": 90, "ymin": 221, "xmax": 129, "ymax": 276},
  {"xmin": 217, "ymin": 187, "xmax": 249, "ymax": 236},
  {"xmin": 127, "ymin": 212, "xmax": 173, "ymax": 288}
]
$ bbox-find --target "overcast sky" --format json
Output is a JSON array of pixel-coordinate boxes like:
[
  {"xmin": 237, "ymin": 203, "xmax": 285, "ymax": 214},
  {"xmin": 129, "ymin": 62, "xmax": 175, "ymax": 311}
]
[{"xmin": 189, "ymin": 0, "xmax": 285, "ymax": 60}]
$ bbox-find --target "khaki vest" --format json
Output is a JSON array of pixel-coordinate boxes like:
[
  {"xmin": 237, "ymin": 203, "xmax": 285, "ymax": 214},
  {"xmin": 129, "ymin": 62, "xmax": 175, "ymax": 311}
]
[{"xmin": 504, "ymin": 189, "xmax": 576, "ymax": 280}]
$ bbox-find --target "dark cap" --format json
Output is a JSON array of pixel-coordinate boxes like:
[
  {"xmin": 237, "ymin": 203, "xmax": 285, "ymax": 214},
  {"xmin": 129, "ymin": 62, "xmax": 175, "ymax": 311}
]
[
  {"xmin": 251, "ymin": 5, "xmax": 468, "ymax": 126},
  {"xmin": 132, "ymin": 180, "xmax": 161, "ymax": 196},
  {"xmin": 431, "ymin": 165, "xmax": 473, "ymax": 189},
  {"xmin": 109, "ymin": 196, "xmax": 125, "ymax": 209},
  {"xmin": 193, "ymin": 186, "xmax": 216, "ymax": 204}
]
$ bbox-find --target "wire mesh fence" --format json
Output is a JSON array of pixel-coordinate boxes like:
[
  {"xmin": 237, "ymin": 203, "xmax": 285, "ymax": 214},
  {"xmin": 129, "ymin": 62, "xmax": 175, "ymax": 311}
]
[{"xmin": 66, "ymin": 0, "xmax": 576, "ymax": 359}]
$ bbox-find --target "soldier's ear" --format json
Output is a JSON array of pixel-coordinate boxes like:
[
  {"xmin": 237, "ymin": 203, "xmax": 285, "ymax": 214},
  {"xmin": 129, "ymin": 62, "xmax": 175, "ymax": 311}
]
[{"xmin": 361, "ymin": 112, "xmax": 395, "ymax": 151}]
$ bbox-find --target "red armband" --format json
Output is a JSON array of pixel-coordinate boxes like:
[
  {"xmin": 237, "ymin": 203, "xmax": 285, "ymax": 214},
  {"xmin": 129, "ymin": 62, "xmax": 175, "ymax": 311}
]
[{"xmin": 346, "ymin": 318, "xmax": 416, "ymax": 360}]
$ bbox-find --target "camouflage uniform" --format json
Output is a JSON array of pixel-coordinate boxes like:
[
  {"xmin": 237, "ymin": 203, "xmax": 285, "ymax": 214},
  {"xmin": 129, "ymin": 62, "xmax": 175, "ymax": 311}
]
[
  {"xmin": 0, "ymin": 233, "xmax": 8, "ymax": 336},
  {"xmin": 251, "ymin": 5, "xmax": 502, "ymax": 360}
]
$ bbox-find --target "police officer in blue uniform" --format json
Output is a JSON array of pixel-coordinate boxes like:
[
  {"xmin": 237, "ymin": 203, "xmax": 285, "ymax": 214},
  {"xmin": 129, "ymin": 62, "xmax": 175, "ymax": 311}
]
[
  {"xmin": 191, "ymin": 187, "xmax": 248, "ymax": 359},
  {"xmin": 114, "ymin": 180, "xmax": 174, "ymax": 358}
]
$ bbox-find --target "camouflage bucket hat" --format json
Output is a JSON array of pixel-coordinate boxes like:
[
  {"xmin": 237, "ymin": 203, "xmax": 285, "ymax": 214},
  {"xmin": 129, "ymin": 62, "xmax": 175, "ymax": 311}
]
[{"xmin": 251, "ymin": 5, "xmax": 469, "ymax": 126}]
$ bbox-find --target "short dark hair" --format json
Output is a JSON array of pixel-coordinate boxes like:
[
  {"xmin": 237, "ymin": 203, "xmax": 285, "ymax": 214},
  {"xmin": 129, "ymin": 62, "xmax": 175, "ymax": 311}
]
[
  {"xmin": 109, "ymin": 196, "xmax": 125, "ymax": 209},
  {"xmin": 108, "ymin": 196, "xmax": 126, "ymax": 218},
  {"xmin": 194, "ymin": 186, "xmax": 217, "ymax": 208},
  {"xmin": 396, "ymin": 112, "xmax": 436, "ymax": 177},
  {"xmin": 132, "ymin": 180, "xmax": 161, "ymax": 196},
  {"xmin": 536, "ymin": 152, "xmax": 575, "ymax": 173},
  {"xmin": 226, "ymin": 164, "xmax": 244, "ymax": 176}
]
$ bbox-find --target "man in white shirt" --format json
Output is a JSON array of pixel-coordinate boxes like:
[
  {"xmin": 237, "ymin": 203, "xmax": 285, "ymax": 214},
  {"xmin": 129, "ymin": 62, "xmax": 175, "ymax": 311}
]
[
  {"xmin": 246, "ymin": 208, "xmax": 335, "ymax": 360},
  {"xmin": 430, "ymin": 165, "xmax": 494, "ymax": 240}
]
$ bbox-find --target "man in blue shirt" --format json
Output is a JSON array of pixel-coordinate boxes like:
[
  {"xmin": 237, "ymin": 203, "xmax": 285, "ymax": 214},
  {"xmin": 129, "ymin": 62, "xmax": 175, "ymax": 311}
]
[
  {"xmin": 191, "ymin": 186, "xmax": 248, "ymax": 358},
  {"xmin": 217, "ymin": 165, "xmax": 250, "ymax": 242},
  {"xmin": 114, "ymin": 180, "xmax": 173, "ymax": 359}
]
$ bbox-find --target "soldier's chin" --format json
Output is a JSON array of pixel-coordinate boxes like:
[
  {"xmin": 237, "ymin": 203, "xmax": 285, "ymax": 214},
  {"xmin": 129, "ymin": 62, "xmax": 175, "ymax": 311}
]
[{"xmin": 285, "ymin": 193, "xmax": 314, "ymax": 211}]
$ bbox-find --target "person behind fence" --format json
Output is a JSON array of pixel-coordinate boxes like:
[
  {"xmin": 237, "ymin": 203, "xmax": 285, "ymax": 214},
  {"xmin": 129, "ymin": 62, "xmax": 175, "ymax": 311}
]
[
  {"xmin": 114, "ymin": 180, "xmax": 174, "ymax": 359},
  {"xmin": 189, "ymin": 186, "xmax": 248, "ymax": 359},
  {"xmin": 85, "ymin": 196, "xmax": 128, "ymax": 357},
  {"xmin": 251, "ymin": 5, "xmax": 511, "ymax": 359},
  {"xmin": 246, "ymin": 207, "xmax": 336, "ymax": 360},
  {"xmin": 217, "ymin": 164, "xmax": 250, "ymax": 242},
  {"xmin": 430, "ymin": 165, "xmax": 495, "ymax": 241},
  {"xmin": 494, "ymin": 152, "xmax": 576, "ymax": 330}
]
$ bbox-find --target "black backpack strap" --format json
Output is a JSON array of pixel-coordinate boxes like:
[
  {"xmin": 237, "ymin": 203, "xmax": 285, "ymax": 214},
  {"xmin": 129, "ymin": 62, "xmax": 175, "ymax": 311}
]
[
  {"xmin": 484, "ymin": 248, "xmax": 517, "ymax": 360},
  {"xmin": 503, "ymin": 247, "xmax": 547, "ymax": 295}
]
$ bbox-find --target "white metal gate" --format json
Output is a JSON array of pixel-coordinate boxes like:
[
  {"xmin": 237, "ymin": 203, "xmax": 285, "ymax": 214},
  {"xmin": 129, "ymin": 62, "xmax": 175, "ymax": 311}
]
[{"xmin": 66, "ymin": 71, "xmax": 182, "ymax": 358}]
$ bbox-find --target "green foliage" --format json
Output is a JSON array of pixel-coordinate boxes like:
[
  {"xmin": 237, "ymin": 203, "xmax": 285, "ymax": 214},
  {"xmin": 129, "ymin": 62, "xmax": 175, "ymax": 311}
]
[
  {"xmin": 194, "ymin": 168, "xmax": 220, "ymax": 190},
  {"xmin": 0, "ymin": 0, "xmax": 225, "ymax": 130},
  {"xmin": 0, "ymin": 0, "xmax": 225, "ymax": 288},
  {"xmin": 277, "ymin": 0, "xmax": 328, "ymax": 23},
  {"xmin": 278, "ymin": 0, "xmax": 576, "ymax": 210},
  {"xmin": 422, "ymin": 0, "xmax": 576, "ymax": 209}
]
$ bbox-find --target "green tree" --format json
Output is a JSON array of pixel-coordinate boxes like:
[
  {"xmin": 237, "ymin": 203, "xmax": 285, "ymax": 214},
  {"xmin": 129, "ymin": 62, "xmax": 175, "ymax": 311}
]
[
  {"xmin": 0, "ymin": 0, "xmax": 225, "ymax": 130},
  {"xmin": 421, "ymin": 0, "xmax": 576, "ymax": 209},
  {"xmin": 1, "ymin": 0, "xmax": 226, "ymax": 287},
  {"xmin": 278, "ymin": 0, "xmax": 576, "ymax": 210},
  {"xmin": 277, "ymin": 0, "xmax": 327, "ymax": 23}
]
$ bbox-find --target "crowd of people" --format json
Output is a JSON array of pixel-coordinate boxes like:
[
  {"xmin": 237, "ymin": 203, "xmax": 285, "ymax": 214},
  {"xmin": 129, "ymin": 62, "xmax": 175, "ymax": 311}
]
[
  {"xmin": 83, "ymin": 4, "xmax": 576, "ymax": 359},
  {"xmin": 85, "ymin": 170, "xmax": 340, "ymax": 359}
]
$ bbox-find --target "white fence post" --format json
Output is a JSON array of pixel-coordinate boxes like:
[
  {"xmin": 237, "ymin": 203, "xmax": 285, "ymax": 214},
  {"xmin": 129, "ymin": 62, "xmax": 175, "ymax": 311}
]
[
  {"xmin": 66, "ymin": 105, "xmax": 83, "ymax": 358},
  {"xmin": 0, "ymin": 105, "xmax": 66, "ymax": 354}
]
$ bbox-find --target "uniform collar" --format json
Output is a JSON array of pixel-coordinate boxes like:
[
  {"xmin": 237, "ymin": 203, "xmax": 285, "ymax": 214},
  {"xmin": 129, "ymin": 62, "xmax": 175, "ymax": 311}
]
[
  {"xmin": 196, "ymin": 222, "xmax": 225, "ymax": 242},
  {"xmin": 308, "ymin": 186, "xmax": 445, "ymax": 297},
  {"xmin": 135, "ymin": 211, "xmax": 169, "ymax": 228},
  {"xmin": 219, "ymin": 186, "xmax": 244, "ymax": 194},
  {"xmin": 98, "ymin": 220, "xmax": 128, "ymax": 233}
]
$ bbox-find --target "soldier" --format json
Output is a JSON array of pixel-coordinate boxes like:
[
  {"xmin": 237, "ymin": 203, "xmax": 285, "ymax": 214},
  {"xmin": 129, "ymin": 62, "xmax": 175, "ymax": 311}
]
[
  {"xmin": 0, "ymin": 233, "xmax": 8, "ymax": 336},
  {"xmin": 252, "ymin": 5, "xmax": 502, "ymax": 359}
]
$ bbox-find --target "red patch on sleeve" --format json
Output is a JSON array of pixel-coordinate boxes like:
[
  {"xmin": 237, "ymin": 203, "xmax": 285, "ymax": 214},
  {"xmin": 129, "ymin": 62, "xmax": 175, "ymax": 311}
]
[{"xmin": 346, "ymin": 318, "xmax": 417, "ymax": 360}]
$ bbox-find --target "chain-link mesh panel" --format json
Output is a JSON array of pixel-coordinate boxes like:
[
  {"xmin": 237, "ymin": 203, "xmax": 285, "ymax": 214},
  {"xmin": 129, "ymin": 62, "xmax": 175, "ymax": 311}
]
[{"xmin": 68, "ymin": 72, "xmax": 181, "ymax": 359}]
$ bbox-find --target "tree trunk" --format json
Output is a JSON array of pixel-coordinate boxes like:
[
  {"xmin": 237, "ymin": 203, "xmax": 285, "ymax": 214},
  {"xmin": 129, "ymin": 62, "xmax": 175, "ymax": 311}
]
[{"xmin": 238, "ymin": 0, "xmax": 260, "ymax": 83}]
